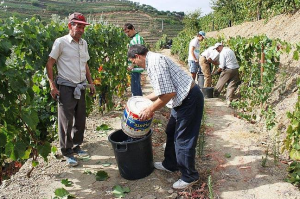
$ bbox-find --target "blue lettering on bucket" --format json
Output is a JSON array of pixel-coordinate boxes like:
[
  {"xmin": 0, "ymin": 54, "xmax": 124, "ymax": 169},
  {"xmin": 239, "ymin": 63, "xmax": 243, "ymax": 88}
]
[{"xmin": 123, "ymin": 110, "xmax": 152, "ymax": 130}]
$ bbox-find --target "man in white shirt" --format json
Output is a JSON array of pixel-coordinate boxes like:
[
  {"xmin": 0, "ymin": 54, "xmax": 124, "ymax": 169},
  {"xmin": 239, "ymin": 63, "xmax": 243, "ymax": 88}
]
[
  {"xmin": 199, "ymin": 46, "xmax": 219, "ymax": 87},
  {"xmin": 213, "ymin": 43, "xmax": 240, "ymax": 105},
  {"xmin": 188, "ymin": 31, "xmax": 205, "ymax": 80},
  {"xmin": 46, "ymin": 12, "xmax": 96, "ymax": 167}
]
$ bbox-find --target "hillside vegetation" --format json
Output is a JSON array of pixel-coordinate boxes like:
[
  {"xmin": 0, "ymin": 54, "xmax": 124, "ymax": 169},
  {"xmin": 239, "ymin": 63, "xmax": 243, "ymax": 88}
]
[
  {"xmin": 198, "ymin": 0, "xmax": 300, "ymax": 32},
  {"xmin": 0, "ymin": 0, "xmax": 184, "ymax": 46}
]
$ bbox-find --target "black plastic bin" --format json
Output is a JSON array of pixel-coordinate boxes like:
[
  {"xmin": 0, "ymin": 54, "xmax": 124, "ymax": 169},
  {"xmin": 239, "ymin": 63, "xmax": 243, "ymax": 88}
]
[
  {"xmin": 201, "ymin": 87, "xmax": 214, "ymax": 98},
  {"xmin": 108, "ymin": 129, "xmax": 154, "ymax": 180}
]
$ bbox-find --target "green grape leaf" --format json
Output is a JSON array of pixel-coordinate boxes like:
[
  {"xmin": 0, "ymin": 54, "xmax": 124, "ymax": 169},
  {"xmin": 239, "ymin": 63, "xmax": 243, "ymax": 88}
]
[
  {"xmin": 15, "ymin": 141, "xmax": 27, "ymax": 159},
  {"xmin": 61, "ymin": 179, "xmax": 73, "ymax": 187},
  {"xmin": 95, "ymin": 170, "xmax": 109, "ymax": 181},
  {"xmin": 0, "ymin": 132, "xmax": 7, "ymax": 147},
  {"xmin": 290, "ymin": 149, "xmax": 300, "ymax": 161},
  {"xmin": 37, "ymin": 142, "xmax": 51, "ymax": 161},
  {"xmin": 5, "ymin": 142, "xmax": 16, "ymax": 160},
  {"xmin": 21, "ymin": 110, "xmax": 39, "ymax": 131},
  {"xmin": 54, "ymin": 188, "xmax": 75, "ymax": 198},
  {"xmin": 112, "ymin": 185, "xmax": 130, "ymax": 198},
  {"xmin": 32, "ymin": 160, "xmax": 39, "ymax": 167},
  {"xmin": 96, "ymin": 124, "xmax": 112, "ymax": 131},
  {"xmin": 293, "ymin": 50, "xmax": 299, "ymax": 61},
  {"xmin": 225, "ymin": 153, "xmax": 231, "ymax": 158},
  {"xmin": 51, "ymin": 146, "xmax": 57, "ymax": 154},
  {"xmin": 22, "ymin": 148, "xmax": 32, "ymax": 159}
]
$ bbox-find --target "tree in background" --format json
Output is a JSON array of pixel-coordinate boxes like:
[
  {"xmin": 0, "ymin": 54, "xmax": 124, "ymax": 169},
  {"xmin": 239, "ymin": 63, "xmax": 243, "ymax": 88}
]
[{"xmin": 182, "ymin": 9, "xmax": 202, "ymax": 32}]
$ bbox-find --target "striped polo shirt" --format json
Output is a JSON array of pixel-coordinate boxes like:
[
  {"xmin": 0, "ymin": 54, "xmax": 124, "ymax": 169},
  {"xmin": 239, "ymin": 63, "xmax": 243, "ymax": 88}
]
[{"xmin": 129, "ymin": 33, "xmax": 144, "ymax": 46}]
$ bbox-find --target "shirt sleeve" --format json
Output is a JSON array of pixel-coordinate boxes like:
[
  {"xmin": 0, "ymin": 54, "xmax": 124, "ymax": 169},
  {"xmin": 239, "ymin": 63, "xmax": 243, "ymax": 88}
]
[
  {"xmin": 151, "ymin": 56, "xmax": 176, "ymax": 96},
  {"xmin": 49, "ymin": 38, "xmax": 62, "ymax": 60}
]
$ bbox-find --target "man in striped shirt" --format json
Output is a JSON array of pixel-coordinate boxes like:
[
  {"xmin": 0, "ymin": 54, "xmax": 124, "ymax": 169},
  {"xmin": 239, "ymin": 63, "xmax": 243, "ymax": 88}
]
[
  {"xmin": 124, "ymin": 23, "xmax": 145, "ymax": 96},
  {"xmin": 128, "ymin": 44, "xmax": 204, "ymax": 190}
]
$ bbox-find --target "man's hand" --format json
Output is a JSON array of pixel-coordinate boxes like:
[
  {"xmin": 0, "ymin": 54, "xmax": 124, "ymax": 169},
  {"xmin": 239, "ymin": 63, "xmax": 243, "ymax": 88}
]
[
  {"xmin": 211, "ymin": 70, "xmax": 221, "ymax": 76},
  {"xmin": 127, "ymin": 65, "xmax": 133, "ymax": 71},
  {"xmin": 139, "ymin": 107, "xmax": 154, "ymax": 121},
  {"xmin": 50, "ymin": 86, "xmax": 60, "ymax": 100},
  {"xmin": 89, "ymin": 84, "xmax": 96, "ymax": 96}
]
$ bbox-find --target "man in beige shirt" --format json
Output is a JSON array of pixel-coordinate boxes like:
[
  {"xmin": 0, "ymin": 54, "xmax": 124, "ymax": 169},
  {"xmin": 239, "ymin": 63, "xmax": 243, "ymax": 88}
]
[{"xmin": 46, "ymin": 12, "xmax": 95, "ymax": 167}]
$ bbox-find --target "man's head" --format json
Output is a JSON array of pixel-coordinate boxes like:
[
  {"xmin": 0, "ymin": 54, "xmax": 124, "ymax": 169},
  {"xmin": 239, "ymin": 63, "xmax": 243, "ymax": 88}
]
[
  {"xmin": 197, "ymin": 31, "xmax": 206, "ymax": 41},
  {"xmin": 127, "ymin": 44, "xmax": 149, "ymax": 68},
  {"xmin": 213, "ymin": 42, "xmax": 223, "ymax": 52},
  {"xmin": 68, "ymin": 12, "xmax": 89, "ymax": 42},
  {"xmin": 123, "ymin": 23, "xmax": 136, "ymax": 37}
]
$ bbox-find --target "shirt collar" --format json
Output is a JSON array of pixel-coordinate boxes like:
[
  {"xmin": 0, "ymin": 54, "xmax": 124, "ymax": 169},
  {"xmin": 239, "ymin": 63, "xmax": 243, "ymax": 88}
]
[
  {"xmin": 145, "ymin": 51, "xmax": 152, "ymax": 70},
  {"xmin": 130, "ymin": 32, "xmax": 137, "ymax": 39},
  {"xmin": 67, "ymin": 34, "xmax": 83, "ymax": 44}
]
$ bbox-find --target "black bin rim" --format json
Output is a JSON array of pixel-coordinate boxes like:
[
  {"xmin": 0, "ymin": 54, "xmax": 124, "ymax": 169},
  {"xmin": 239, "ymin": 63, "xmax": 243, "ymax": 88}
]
[{"xmin": 108, "ymin": 129, "xmax": 153, "ymax": 145}]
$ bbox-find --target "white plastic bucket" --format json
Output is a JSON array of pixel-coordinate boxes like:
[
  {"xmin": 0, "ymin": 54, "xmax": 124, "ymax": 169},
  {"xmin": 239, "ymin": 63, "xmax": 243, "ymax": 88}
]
[{"xmin": 121, "ymin": 96, "xmax": 153, "ymax": 138}]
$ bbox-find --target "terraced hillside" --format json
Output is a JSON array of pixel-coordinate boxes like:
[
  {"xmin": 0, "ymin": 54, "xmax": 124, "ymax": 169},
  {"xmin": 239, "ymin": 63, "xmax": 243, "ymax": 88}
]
[
  {"xmin": 97, "ymin": 11, "xmax": 183, "ymax": 46},
  {"xmin": 0, "ymin": 0, "xmax": 184, "ymax": 46}
]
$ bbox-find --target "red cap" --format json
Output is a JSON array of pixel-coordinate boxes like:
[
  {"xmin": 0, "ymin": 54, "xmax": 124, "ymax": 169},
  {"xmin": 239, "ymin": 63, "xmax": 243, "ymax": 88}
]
[{"xmin": 68, "ymin": 12, "xmax": 90, "ymax": 25}]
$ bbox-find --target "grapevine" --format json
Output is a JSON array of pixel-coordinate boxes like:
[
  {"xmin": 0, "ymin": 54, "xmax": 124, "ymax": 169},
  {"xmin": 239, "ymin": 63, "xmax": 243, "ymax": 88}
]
[{"xmin": 0, "ymin": 16, "xmax": 129, "ymax": 180}]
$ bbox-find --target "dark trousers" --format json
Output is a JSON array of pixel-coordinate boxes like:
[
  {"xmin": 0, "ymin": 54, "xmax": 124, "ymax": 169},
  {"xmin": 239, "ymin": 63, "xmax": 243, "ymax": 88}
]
[
  {"xmin": 58, "ymin": 85, "xmax": 86, "ymax": 156},
  {"xmin": 131, "ymin": 72, "xmax": 142, "ymax": 96},
  {"xmin": 162, "ymin": 85, "xmax": 204, "ymax": 183}
]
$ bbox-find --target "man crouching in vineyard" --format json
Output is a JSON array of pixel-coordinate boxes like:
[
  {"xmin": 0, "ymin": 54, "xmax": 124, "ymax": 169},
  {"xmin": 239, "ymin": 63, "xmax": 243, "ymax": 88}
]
[
  {"xmin": 45, "ymin": 12, "xmax": 96, "ymax": 167},
  {"xmin": 128, "ymin": 44, "xmax": 204, "ymax": 189},
  {"xmin": 212, "ymin": 43, "xmax": 240, "ymax": 106}
]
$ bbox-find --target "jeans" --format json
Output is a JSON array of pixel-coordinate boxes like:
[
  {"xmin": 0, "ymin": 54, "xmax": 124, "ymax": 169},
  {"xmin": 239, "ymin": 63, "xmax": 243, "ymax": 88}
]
[
  {"xmin": 162, "ymin": 85, "xmax": 204, "ymax": 183},
  {"xmin": 188, "ymin": 60, "xmax": 200, "ymax": 74},
  {"xmin": 131, "ymin": 72, "xmax": 142, "ymax": 96}
]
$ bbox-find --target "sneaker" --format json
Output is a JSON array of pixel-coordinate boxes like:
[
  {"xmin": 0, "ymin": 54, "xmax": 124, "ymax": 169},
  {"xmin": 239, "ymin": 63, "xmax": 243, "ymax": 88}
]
[
  {"xmin": 73, "ymin": 149, "xmax": 89, "ymax": 158},
  {"xmin": 172, "ymin": 179, "xmax": 198, "ymax": 189},
  {"xmin": 65, "ymin": 156, "xmax": 78, "ymax": 167},
  {"xmin": 154, "ymin": 162, "xmax": 171, "ymax": 172}
]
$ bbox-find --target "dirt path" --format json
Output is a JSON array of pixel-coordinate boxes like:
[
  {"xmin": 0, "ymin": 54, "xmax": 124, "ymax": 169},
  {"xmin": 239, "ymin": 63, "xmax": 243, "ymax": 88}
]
[
  {"xmin": 160, "ymin": 50, "xmax": 300, "ymax": 199},
  {"xmin": 204, "ymin": 99, "xmax": 300, "ymax": 199},
  {"xmin": 1, "ymin": 49, "xmax": 299, "ymax": 199}
]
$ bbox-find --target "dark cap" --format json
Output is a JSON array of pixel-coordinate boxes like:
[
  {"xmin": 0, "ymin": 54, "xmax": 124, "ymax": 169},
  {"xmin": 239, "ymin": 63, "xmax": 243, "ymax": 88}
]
[{"xmin": 68, "ymin": 12, "xmax": 90, "ymax": 25}]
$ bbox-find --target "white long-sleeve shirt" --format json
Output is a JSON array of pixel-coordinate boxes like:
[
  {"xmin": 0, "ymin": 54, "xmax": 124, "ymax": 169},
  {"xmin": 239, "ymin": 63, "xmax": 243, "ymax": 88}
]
[{"xmin": 218, "ymin": 47, "xmax": 239, "ymax": 69}]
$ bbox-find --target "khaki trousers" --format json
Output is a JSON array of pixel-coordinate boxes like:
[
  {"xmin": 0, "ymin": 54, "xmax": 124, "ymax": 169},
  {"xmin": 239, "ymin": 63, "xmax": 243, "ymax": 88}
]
[
  {"xmin": 214, "ymin": 68, "xmax": 240, "ymax": 101},
  {"xmin": 199, "ymin": 56, "xmax": 212, "ymax": 87}
]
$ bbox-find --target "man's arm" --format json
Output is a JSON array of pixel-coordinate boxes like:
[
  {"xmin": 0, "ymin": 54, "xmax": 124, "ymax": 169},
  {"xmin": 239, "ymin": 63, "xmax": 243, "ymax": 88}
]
[
  {"xmin": 207, "ymin": 58, "xmax": 219, "ymax": 65},
  {"xmin": 46, "ymin": 57, "xmax": 59, "ymax": 99},
  {"xmin": 191, "ymin": 46, "xmax": 198, "ymax": 62},
  {"xmin": 139, "ymin": 92, "xmax": 176, "ymax": 120},
  {"xmin": 145, "ymin": 92, "xmax": 158, "ymax": 101},
  {"xmin": 85, "ymin": 63, "xmax": 95, "ymax": 95}
]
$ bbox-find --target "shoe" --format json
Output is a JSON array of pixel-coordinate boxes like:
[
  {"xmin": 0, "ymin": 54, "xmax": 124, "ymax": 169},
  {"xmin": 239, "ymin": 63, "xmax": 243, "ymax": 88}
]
[
  {"xmin": 73, "ymin": 149, "xmax": 89, "ymax": 158},
  {"xmin": 154, "ymin": 162, "xmax": 171, "ymax": 172},
  {"xmin": 172, "ymin": 179, "xmax": 198, "ymax": 189},
  {"xmin": 65, "ymin": 156, "xmax": 78, "ymax": 167}
]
